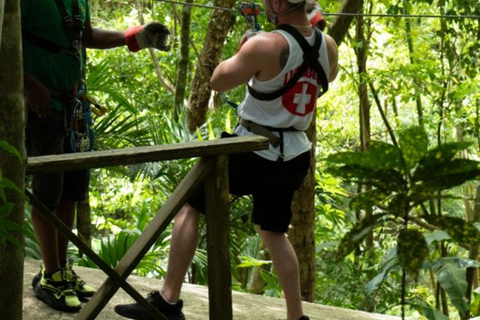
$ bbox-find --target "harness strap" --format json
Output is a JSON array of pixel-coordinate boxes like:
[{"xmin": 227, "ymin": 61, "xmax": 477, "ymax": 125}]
[
  {"xmin": 247, "ymin": 24, "xmax": 328, "ymax": 101},
  {"xmin": 22, "ymin": 30, "xmax": 79, "ymax": 58},
  {"xmin": 239, "ymin": 118, "xmax": 299, "ymax": 148},
  {"xmin": 279, "ymin": 25, "xmax": 329, "ymax": 97}
]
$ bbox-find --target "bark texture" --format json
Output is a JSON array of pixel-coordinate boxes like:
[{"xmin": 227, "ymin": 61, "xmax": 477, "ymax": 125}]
[
  {"xmin": 187, "ymin": 0, "xmax": 235, "ymax": 133},
  {"xmin": 328, "ymin": 0, "xmax": 364, "ymax": 45},
  {"xmin": 0, "ymin": 0, "xmax": 25, "ymax": 319},
  {"xmin": 174, "ymin": 0, "xmax": 192, "ymax": 121}
]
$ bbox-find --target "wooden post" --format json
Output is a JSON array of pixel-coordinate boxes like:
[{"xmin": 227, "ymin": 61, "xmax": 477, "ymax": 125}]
[{"xmin": 205, "ymin": 155, "xmax": 232, "ymax": 320}]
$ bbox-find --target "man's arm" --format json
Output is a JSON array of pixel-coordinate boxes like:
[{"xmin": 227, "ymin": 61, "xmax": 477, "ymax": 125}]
[
  {"xmin": 211, "ymin": 34, "xmax": 272, "ymax": 92},
  {"xmin": 82, "ymin": 21, "xmax": 170, "ymax": 51},
  {"xmin": 325, "ymin": 34, "xmax": 339, "ymax": 83},
  {"xmin": 82, "ymin": 21, "xmax": 126, "ymax": 49}
]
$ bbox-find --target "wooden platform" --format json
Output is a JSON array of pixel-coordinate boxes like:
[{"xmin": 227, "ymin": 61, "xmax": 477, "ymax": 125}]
[{"xmin": 23, "ymin": 259, "xmax": 402, "ymax": 320}]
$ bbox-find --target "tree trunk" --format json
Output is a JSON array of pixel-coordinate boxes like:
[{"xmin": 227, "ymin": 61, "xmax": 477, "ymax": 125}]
[
  {"xmin": 0, "ymin": 0, "xmax": 5, "ymax": 48},
  {"xmin": 0, "ymin": 0, "xmax": 25, "ymax": 319},
  {"xmin": 290, "ymin": 114, "xmax": 317, "ymax": 302},
  {"xmin": 289, "ymin": 0, "xmax": 364, "ymax": 302},
  {"xmin": 403, "ymin": 0, "xmax": 423, "ymax": 126},
  {"xmin": 328, "ymin": 0, "xmax": 364, "ymax": 45},
  {"xmin": 174, "ymin": 0, "xmax": 192, "ymax": 121},
  {"xmin": 187, "ymin": 0, "xmax": 235, "ymax": 133}
]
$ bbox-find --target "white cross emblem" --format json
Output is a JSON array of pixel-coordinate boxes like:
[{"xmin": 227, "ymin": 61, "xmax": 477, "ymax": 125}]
[{"xmin": 293, "ymin": 84, "xmax": 312, "ymax": 114}]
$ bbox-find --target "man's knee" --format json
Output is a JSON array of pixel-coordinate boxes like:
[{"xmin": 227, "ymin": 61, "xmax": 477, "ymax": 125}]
[{"xmin": 258, "ymin": 228, "xmax": 286, "ymax": 246}]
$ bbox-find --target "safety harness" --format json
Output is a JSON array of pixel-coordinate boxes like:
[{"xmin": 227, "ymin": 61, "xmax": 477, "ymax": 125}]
[
  {"xmin": 241, "ymin": 24, "xmax": 329, "ymax": 159},
  {"xmin": 23, "ymin": 0, "xmax": 99, "ymax": 153},
  {"xmin": 22, "ymin": 0, "xmax": 83, "ymax": 59}
]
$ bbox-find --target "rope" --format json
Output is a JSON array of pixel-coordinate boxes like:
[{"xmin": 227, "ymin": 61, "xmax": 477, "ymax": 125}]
[{"xmin": 156, "ymin": 0, "xmax": 480, "ymax": 20}]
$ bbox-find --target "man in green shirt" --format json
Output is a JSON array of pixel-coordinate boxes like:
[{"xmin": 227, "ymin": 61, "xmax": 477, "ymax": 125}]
[{"xmin": 23, "ymin": 0, "xmax": 170, "ymax": 312}]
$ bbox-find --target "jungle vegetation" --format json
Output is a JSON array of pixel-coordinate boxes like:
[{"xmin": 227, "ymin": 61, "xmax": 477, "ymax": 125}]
[{"xmin": 2, "ymin": 0, "xmax": 480, "ymax": 319}]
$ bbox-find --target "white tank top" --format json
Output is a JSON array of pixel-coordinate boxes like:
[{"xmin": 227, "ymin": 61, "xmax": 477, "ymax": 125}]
[{"xmin": 235, "ymin": 28, "xmax": 329, "ymax": 161}]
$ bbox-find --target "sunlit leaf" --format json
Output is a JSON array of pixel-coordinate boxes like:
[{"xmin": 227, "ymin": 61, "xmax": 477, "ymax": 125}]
[{"xmin": 398, "ymin": 126, "xmax": 428, "ymax": 170}]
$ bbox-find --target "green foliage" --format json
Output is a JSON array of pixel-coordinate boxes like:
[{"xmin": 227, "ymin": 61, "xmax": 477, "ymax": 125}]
[
  {"xmin": 327, "ymin": 125, "xmax": 480, "ymax": 317},
  {"xmin": 431, "ymin": 258, "xmax": 471, "ymax": 315},
  {"xmin": 78, "ymin": 229, "xmax": 168, "ymax": 277},
  {"xmin": 336, "ymin": 213, "xmax": 386, "ymax": 259},
  {"xmin": 424, "ymin": 215, "xmax": 480, "ymax": 246},
  {"xmin": 397, "ymin": 229, "xmax": 429, "ymax": 277}
]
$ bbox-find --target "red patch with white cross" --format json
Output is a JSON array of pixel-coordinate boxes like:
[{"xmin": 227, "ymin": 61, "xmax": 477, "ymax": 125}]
[{"xmin": 281, "ymin": 80, "xmax": 317, "ymax": 116}]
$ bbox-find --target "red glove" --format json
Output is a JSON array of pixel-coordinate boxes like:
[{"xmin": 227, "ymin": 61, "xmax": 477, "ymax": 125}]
[
  {"xmin": 306, "ymin": 3, "xmax": 326, "ymax": 31},
  {"xmin": 237, "ymin": 29, "xmax": 265, "ymax": 52},
  {"xmin": 125, "ymin": 22, "xmax": 170, "ymax": 52}
]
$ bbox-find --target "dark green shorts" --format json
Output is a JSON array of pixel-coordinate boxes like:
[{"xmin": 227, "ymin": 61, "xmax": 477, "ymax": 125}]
[{"xmin": 26, "ymin": 110, "xmax": 90, "ymax": 210}]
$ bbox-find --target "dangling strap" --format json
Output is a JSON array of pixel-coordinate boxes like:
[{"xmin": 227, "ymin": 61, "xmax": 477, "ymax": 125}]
[{"xmin": 247, "ymin": 24, "xmax": 328, "ymax": 101}]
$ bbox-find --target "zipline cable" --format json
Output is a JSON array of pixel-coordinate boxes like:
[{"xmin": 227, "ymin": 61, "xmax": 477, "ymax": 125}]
[{"xmin": 157, "ymin": 0, "xmax": 480, "ymax": 20}]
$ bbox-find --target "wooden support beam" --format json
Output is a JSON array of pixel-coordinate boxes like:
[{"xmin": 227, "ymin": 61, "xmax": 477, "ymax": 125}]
[
  {"xmin": 26, "ymin": 136, "xmax": 269, "ymax": 174},
  {"xmin": 205, "ymin": 155, "xmax": 232, "ymax": 320},
  {"xmin": 77, "ymin": 158, "xmax": 213, "ymax": 320}
]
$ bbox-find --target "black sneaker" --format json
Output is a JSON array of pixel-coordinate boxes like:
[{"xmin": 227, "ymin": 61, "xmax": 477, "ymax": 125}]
[
  {"xmin": 114, "ymin": 290, "xmax": 185, "ymax": 320},
  {"xmin": 33, "ymin": 270, "xmax": 82, "ymax": 312},
  {"xmin": 299, "ymin": 317, "xmax": 310, "ymax": 320}
]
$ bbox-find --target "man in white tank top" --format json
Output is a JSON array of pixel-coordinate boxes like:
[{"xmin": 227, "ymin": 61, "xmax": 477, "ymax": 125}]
[
  {"xmin": 115, "ymin": 1, "xmax": 338, "ymax": 320},
  {"xmin": 209, "ymin": 1, "xmax": 338, "ymax": 319}
]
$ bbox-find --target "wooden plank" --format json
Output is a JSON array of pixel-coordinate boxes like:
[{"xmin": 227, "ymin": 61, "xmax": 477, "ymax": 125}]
[
  {"xmin": 25, "ymin": 190, "xmax": 168, "ymax": 320},
  {"xmin": 205, "ymin": 155, "xmax": 232, "ymax": 320},
  {"xmin": 77, "ymin": 158, "xmax": 213, "ymax": 320},
  {"xmin": 26, "ymin": 136, "xmax": 269, "ymax": 174}
]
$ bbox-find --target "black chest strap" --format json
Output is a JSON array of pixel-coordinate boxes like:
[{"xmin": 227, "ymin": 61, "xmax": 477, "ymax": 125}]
[{"xmin": 247, "ymin": 24, "xmax": 329, "ymax": 101}]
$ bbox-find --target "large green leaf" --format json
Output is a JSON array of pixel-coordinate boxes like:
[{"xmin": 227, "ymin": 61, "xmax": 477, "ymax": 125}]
[
  {"xmin": 326, "ymin": 152, "xmax": 370, "ymax": 167},
  {"xmin": 414, "ymin": 159, "xmax": 480, "ymax": 192},
  {"xmin": 431, "ymin": 258, "xmax": 469, "ymax": 315},
  {"xmin": 0, "ymin": 140, "xmax": 23, "ymax": 162},
  {"xmin": 424, "ymin": 215, "xmax": 480, "ymax": 246},
  {"xmin": 397, "ymin": 229, "xmax": 429, "ymax": 277},
  {"xmin": 413, "ymin": 142, "xmax": 472, "ymax": 182},
  {"xmin": 349, "ymin": 189, "xmax": 389, "ymax": 211},
  {"xmin": 327, "ymin": 141, "xmax": 401, "ymax": 171},
  {"xmin": 424, "ymin": 230, "xmax": 451, "ymax": 245},
  {"xmin": 398, "ymin": 126, "xmax": 428, "ymax": 170},
  {"xmin": 336, "ymin": 213, "xmax": 386, "ymax": 259},
  {"xmin": 387, "ymin": 194, "xmax": 408, "ymax": 217},
  {"xmin": 327, "ymin": 165, "xmax": 405, "ymax": 192},
  {"xmin": 368, "ymin": 141, "xmax": 402, "ymax": 170}
]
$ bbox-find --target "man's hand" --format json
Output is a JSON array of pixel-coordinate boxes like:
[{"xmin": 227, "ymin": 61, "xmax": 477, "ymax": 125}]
[
  {"xmin": 24, "ymin": 75, "xmax": 51, "ymax": 118},
  {"xmin": 125, "ymin": 22, "xmax": 170, "ymax": 52}
]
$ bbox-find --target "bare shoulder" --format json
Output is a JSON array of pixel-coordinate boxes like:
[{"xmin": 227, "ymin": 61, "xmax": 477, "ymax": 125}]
[{"xmin": 323, "ymin": 34, "xmax": 339, "ymax": 82}]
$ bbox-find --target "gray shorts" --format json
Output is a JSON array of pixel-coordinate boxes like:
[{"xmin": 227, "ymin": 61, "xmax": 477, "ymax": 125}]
[{"xmin": 26, "ymin": 110, "xmax": 90, "ymax": 210}]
